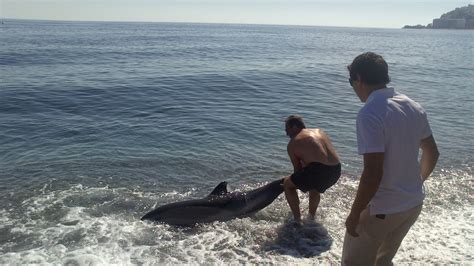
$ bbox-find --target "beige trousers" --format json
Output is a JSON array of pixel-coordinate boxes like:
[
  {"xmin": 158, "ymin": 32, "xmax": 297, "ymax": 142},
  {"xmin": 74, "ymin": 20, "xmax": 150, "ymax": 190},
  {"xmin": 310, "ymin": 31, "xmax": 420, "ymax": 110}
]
[{"xmin": 342, "ymin": 204, "xmax": 423, "ymax": 266}]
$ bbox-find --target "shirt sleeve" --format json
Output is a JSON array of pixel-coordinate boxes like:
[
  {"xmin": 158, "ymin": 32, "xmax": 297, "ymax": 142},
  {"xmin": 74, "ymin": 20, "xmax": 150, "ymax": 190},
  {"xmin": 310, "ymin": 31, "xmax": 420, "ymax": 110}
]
[
  {"xmin": 357, "ymin": 112, "xmax": 385, "ymax": 155},
  {"xmin": 421, "ymin": 110, "xmax": 432, "ymax": 139}
]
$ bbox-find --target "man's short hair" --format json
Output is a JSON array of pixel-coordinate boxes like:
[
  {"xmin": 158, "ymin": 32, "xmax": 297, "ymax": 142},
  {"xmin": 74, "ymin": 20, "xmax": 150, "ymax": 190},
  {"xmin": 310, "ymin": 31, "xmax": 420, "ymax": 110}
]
[
  {"xmin": 285, "ymin": 115, "xmax": 306, "ymax": 129},
  {"xmin": 347, "ymin": 52, "xmax": 390, "ymax": 85}
]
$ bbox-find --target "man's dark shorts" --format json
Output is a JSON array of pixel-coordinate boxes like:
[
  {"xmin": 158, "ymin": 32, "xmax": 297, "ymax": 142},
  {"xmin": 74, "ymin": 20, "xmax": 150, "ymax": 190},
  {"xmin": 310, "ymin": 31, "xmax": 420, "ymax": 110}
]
[{"xmin": 290, "ymin": 162, "xmax": 341, "ymax": 193}]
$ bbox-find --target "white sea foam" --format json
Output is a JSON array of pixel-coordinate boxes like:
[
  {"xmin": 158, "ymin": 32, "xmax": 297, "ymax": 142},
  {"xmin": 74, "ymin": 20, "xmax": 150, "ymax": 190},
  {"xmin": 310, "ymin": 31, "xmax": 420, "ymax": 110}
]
[{"xmin": 0, "ymin": 170, "xmax": 472, "ymax": 264}]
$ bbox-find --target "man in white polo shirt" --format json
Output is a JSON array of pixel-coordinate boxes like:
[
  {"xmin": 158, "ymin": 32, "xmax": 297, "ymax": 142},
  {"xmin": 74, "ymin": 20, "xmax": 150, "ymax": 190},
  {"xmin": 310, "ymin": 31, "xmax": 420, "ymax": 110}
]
[{"xmin": 342, "ymin": 52, "xmax": 439, "ymax": 265}]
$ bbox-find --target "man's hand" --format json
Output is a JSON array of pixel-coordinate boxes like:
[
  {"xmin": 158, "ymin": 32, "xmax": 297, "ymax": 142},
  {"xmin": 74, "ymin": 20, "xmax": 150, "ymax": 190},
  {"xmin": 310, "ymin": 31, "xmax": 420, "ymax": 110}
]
[{"xmin": 345, "ymin": 212, "xmax": 360, "ymax": 237}]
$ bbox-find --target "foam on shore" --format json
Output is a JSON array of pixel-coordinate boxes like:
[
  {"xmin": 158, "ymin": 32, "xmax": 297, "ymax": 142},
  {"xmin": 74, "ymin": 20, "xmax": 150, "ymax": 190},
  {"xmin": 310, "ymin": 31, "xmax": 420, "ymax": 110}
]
[{"xmin": 0, "ymin": 169, "xmax": 472, "ymax": 264}]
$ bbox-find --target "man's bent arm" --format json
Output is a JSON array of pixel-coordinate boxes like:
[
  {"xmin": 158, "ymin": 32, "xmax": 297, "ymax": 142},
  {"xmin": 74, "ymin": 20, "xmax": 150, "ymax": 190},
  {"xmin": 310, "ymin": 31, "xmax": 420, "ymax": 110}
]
[
  {"xmin": 287, "ymin": 145, "xmax": 303, "ymax": 172},
  {"xmin": 345, "ymin": 152, "xmax": 384, "ymax": 237},
  {"xmin": 350, "ymin": 152, "xmax": 384, "ymax": 215},
  {"xmin": 420, "ymin": 135, "xmax": 439, "ymax": 181}
]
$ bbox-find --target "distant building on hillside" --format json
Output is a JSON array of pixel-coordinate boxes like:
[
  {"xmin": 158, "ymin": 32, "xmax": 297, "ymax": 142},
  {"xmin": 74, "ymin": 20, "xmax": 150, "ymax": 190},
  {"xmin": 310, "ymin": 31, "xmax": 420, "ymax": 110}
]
[
  {"xmin": 433, "ymin": 19, "xmax": 466, "ymax": 29},
  {"xmin": 432, "ymin": 18, "xmax": 474, "ymax": 29},
  {"xmin": 466, "ymin": 19, "xmax": 474, "ymax": 29}
]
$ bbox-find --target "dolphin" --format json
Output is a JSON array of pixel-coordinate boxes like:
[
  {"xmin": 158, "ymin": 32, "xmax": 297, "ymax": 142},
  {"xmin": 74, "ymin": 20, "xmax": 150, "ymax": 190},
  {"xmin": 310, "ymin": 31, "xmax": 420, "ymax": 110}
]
[{"xmin": 141, "ymin": 178, "xmax": 284, "ymax": 226}]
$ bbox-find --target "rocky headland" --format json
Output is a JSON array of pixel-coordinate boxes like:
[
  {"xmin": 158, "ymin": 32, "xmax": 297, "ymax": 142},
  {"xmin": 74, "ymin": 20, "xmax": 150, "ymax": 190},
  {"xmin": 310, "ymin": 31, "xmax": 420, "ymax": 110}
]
[{"xmin": 403, "ymin": 4, "xmax": 474, "ymax": 29}]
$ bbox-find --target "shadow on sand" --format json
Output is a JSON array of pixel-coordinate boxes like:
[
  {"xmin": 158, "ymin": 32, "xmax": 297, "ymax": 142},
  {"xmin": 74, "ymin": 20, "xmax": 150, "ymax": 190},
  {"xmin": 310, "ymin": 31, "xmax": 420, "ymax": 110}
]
[{"xmin": 261, "ymin": 219, "xmax": 333, "ymax": 258}]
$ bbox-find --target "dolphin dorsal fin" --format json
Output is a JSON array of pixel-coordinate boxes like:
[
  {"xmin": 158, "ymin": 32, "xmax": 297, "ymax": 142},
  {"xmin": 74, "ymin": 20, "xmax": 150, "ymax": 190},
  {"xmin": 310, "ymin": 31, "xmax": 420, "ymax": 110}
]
[{"xmin": 208, "ymin": 182, "xmax": 228, "ymax": 197}]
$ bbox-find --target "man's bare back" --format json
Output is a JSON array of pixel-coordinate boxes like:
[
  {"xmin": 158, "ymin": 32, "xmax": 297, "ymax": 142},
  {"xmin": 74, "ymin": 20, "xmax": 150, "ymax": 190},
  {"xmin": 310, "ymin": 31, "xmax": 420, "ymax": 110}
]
[{"xmin": 287, "ymin": 128, "xmax": 340, "ymax": 170}]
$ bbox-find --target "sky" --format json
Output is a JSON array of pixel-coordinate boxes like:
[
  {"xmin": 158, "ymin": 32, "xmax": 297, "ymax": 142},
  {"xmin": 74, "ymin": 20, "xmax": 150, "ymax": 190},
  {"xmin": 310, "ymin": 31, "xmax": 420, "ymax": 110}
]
[{"xmin": 1, "ymin": 0, "xmax": 472, "ymax": 28}]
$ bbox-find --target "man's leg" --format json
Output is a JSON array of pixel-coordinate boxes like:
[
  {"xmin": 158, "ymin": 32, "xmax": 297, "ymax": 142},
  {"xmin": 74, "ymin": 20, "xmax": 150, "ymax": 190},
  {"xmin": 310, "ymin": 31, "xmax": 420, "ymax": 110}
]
[
  {"xmin": 308, "ymin": 189, "xmax": 320, "ymax": 220},
  {"xmin": 375, "ymin": 204, "xmax": 423, "ymax": 266},
  {"xmin": 342, "ymin": 208, "xmax": 380, "ymax": 265},
  {"xmin": 283, "ymin": 176, "xmax": 301, "ymax": 223}
]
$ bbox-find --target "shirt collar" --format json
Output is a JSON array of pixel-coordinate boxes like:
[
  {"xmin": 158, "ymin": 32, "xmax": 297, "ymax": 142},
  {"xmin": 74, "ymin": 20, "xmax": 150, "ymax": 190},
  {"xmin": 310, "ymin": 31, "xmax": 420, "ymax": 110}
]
[{"xmin": 366, "ymin": 87, "xmax": 395, "ymax": 104}]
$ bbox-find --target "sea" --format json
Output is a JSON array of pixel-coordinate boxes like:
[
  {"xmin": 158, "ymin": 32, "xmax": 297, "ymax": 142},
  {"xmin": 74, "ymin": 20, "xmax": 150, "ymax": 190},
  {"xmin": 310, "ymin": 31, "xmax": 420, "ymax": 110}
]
[{"xmin": 0, "ymin": 20, "xmax": 472, "ymax": 264}]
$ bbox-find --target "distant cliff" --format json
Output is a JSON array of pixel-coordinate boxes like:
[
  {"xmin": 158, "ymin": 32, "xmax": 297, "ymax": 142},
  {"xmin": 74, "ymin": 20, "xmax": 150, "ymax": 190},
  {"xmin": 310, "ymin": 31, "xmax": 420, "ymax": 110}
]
[
  {"xmin": 440, "ymin": 4, "xmax": 474, "ymax": 20},
  {"xmin": 403, "ymin": 4, "xmax": 474, "ymax": 29}
]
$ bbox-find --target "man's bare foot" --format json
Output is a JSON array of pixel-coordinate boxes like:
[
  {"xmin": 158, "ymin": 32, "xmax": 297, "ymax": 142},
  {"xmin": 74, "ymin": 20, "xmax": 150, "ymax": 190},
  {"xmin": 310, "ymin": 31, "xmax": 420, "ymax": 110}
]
[
  {"xmin": 292, "ymin": 219, "xmax": 303, "ymax": 227},
  {"xmin": 303, "ymin": 214, "xmax": 316, "ymax": 225}
]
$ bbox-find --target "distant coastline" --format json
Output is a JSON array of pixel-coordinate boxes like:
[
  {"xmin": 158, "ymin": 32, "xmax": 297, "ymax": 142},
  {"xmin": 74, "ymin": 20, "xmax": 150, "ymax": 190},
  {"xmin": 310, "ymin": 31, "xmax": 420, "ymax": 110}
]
[{"xmin": 403, "ymin": 4, "xmax": 474, "ymax": 29}]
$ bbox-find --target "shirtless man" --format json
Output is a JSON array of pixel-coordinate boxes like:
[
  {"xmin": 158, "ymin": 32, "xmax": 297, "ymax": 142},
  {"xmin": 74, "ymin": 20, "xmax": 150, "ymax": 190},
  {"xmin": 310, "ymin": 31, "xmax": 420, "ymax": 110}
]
[{"xmin": 283, "ymin": 115, "xmax": 341, "ymax": 224}]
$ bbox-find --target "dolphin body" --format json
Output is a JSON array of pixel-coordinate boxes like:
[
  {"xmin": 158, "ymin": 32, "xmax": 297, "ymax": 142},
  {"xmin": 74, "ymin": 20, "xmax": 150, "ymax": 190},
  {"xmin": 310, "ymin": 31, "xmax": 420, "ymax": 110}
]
[{"xmin": 141, "ymin": 179, "xmax": 284, "ymax": 226}]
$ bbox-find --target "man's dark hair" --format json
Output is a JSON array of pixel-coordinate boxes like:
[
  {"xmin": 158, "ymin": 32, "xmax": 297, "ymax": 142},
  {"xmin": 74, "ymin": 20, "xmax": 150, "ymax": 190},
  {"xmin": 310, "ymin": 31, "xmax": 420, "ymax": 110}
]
[
  {"xmin": 347, "ymin": 52, "xmax": 390, "ymax": 85},
  {"xmin": 285, "ymin": 115, "xmax": 306, "ymax": 129}
]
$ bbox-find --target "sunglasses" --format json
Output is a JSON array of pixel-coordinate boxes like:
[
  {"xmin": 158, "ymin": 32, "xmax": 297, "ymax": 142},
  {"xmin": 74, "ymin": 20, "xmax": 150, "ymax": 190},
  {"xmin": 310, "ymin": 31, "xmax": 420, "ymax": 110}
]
[{"xmin": 349, "ymin": 77, "xmax": 357, "ymax": 86}]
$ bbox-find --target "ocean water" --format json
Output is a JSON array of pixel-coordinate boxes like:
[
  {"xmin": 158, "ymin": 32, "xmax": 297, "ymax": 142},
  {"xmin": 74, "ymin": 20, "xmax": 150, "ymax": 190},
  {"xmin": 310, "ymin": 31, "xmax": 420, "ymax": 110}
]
[{"xmin": 0, "ymin": 20, "xmax": 473, "ymax": 264}]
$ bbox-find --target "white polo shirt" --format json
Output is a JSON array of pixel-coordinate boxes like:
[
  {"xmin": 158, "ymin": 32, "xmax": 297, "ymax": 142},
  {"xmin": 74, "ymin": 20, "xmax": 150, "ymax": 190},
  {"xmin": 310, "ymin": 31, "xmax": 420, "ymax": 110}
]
[{"xmin": 357, "ymin": 87, "xmax": 432, "ymax": 215}]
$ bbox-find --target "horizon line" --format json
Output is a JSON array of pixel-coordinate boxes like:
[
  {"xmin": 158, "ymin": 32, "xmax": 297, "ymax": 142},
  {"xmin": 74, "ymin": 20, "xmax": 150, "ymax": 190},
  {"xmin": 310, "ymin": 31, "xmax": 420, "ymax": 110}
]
[{"xmin": 2, "ymin": 18, "xmax": 402, "ymax": 30}]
